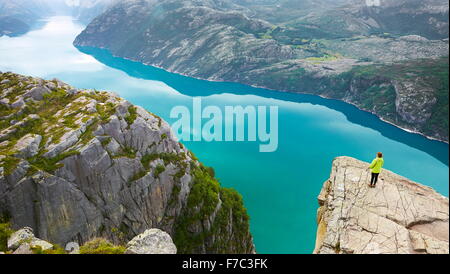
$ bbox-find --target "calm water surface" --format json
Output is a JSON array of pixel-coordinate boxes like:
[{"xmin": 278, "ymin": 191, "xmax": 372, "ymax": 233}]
[{"xmin": 0, "ymin": 17, "xmax": 448, "ymax": 254}]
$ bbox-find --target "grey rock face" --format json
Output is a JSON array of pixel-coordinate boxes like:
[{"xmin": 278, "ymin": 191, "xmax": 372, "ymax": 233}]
[
  {"xmin": 0, "ymin": 72, "xmax": 254, "ymax": 254},
  {"xmin": 314, "ymin": 157, "xmax": 449, "ymax": 254},
  {"xmin": 125, "ymin": 228, "xmax": 177, "ymax": 254}
]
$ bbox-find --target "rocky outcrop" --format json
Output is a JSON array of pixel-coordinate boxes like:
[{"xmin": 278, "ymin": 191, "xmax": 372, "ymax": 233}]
[
  {"xmin": 314, "ymin": 156, "xmax": 449, "ymax": 254},
  {"xmin": 4, "ymin": 226, "xmax": 176, "ymax": 254},
  {"xmin": 7, "ymin": 227, "xmax": 54, "ymax": 254},
  {"xmin": 0, "ymin": 71, "xmax": 254, "ymax": 254},
  {"xmin": 125, "ymin": 228, "xmax": 177, "ymax": 254},
  {"xmin": 74, "ymin": 0, "xmax": 449, "ymax": 142}
]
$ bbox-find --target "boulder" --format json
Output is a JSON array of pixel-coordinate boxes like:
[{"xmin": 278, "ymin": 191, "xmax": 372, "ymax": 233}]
[
  {"xmin": 7, "ymin": 227, "xmax": 34, "ymax": 250},
  {"xmin": 13, "ymin": 134, "xmax": 42, "ymax": 158},
  {"xmin": 65, "ymin": 242, "xmax": 80, "ymax": 254},
  {"xmin": 25, "ymin": 86, "xmax": 51, "ymax": 101},
  {"xmin": 7, "ymin": 227, "xmax": 53, "ymax": 252},
  {"xmin": 125, "ymin": 229, "xmax": 177, "ymax": 254},
  {"xmin": 13, "ymin": 243, "xmax": 33, "ymax": 254}
]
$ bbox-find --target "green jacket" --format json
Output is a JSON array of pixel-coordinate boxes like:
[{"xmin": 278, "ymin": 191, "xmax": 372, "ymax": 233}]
[{"xmin": 369, "ymin": 157, "xmax": 384, "ymax": 174}]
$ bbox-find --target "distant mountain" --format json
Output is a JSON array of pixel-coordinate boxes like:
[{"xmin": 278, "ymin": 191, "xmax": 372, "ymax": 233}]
[
  {"xmin": 63, "ymin": 0, "xmax": 120, "ymax": 24},
  {"xmin": 0, "ymin": 0, "xmax": 116, "ymax": 37},
  {"xmin": 0, "ymin": 0, "xmax": 51, "ymax": 36},
  {"xmin": 291, "ymin": 0, "xmax": 449, "ymax": 40},
  {"xmin": 74, "ymin": 0, "xmax": 449, "ymax": 141}
]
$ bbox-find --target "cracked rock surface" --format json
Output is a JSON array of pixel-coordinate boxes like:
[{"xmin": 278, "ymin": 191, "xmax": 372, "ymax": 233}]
[
  {"xmin": 0, "ymin": 72, "xmax": 254, "ymax": 254},
  {"xmin": 314, "ymin": 156, "xmax": 449, "ymax": 254}
]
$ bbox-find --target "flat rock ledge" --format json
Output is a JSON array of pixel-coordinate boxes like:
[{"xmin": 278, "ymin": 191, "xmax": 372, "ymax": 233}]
[{"xmin": 314, "ymin": 156, "xmax": 449, "ymax": 254}]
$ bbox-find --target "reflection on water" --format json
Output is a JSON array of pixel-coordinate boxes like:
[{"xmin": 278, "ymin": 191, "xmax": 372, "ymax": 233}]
[
  {"xmin": 0, "ymin": 16, "xmax": 448, "ymax": 254},
  {"xmin": 77, "ymin": 45, "xmax": 449, "ymax": 166}
]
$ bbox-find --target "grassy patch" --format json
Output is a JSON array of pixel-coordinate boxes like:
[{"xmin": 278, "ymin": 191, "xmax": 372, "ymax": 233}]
[
  {"xmin": 0, "ymin": 222, "xmax": 13, "ymax": 252},
  {"xmin": 141, "ymin": 153, "xmax": 159, "ymax": 170},
  {"xmin": 31, "ymin": 244, "xmax": 66, "ymax": 254},
  {"xmin": 114, "ymin": 146, "xmax": 136, "ymax": 159},
  {"xmin": 1, "ymin": 156, "xmax": 21, "ymax": 176},
  {"xmin": 129, "ymin": 170, "xmax": 148, "ymax": 182},
  {"xmin": 28, "ymin": 150, "xmax": 80, "ymax": 173},
  {"xmin": 154, "ymin": 164, "xmax": 165, "ymax": 178},
  {"xmin": 124, "ymin": 106, "xmax": 138, "ymax": 127},
  {"xmin": 79, "ymin": 238, "xmax": 125, "ymax": 254},
  {"xmin": 96, "ymin": 102, "xmax": 117, "ymax": 123}
]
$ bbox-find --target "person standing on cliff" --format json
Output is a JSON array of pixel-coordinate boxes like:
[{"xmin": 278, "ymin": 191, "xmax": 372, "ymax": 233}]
[{"xmin": 368, "ymin": 152, "xmax": 384, "ymax": 188}]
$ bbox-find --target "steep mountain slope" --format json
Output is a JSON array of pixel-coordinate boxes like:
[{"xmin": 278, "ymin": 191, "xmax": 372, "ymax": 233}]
[
  {"xmin": 74, "ymin": 0, "xmax": 449, "ymax": 141},
  {"xmin": 315, "ymin": 157, "xmax": 448, "ymax": 254},
  {"xmin": 0, "ymin": 71, "xmax": 254, "ymax": 254}
]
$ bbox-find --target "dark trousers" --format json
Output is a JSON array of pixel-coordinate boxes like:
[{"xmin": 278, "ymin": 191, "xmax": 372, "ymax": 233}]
[{"xmin": 370, "ymin": 173, "xmax": 379, "ymax": 186}]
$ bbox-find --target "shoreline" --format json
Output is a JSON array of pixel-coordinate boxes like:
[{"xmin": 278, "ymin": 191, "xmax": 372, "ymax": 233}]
[{"xmin": 74, "ymin": 44, "xmax": 449, "ymax": 145}]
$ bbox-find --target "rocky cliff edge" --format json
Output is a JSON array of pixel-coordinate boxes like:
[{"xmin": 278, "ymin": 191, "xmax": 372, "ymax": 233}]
[
  {"xmin": 314, "ymin": 156, "xmax": 449, "ymax": 254},
  {"xmin": 0, "ymin": 71, "xmax": 254, "ymax": 254}
]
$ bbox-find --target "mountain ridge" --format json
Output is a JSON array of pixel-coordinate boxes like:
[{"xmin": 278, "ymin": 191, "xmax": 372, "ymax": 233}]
[{"xmin": 74, "ymin": 0, "xmax": 449, "ymax": 142}]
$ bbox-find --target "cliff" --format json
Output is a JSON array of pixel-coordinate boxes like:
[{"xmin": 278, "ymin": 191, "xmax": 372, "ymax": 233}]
[
  {"xmin": 73, "ymin": 0, "xmax": 449, "ymax": 142},
  {"xmin": 0, "ymin": 71, "xmax": 254, "ymax": 254},
  {"xmin": 314, "ymin": 156, "xmax": 449, "ymax": 254}
]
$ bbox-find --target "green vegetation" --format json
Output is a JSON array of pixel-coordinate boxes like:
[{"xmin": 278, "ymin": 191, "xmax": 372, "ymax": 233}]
[
  {"xmin": 28, "ymin": 150, "xmax": 80, "ymax": 174},
  {"xmin": 173, "ymin": 165, "xmax": 251, "ymax": 254},
  {"xmin": 1, "ymin": 156, "xmax": 21, "ymax": 176},
  {"xmin": 31, "ymin": 244, "xmax": 66, "ymax": 254},
  {"xmin": 96, "ymin": 102, "xmax": 117, "ymax": 123},
  {"xmin": 154, "ymin": 164, "xmax": 165, "ymax": 178},
  {"xmin": 0, "ymin": 222, "xmax": 13, "ymax": 252},
  {"xmin": 129, "ymin": 170, "xmax": 148, "ymax": 182},
  {"xmin": 113, "ymin": 146, "xmax": 136, "ymax": 159},
  {"xmin": 141, "ymin": 153, "xmax": 159, "ymax": 170},
  {"xmin": 78, "ymin": 119, "xmax": 100, "ymax": 146},
  {"xmin": 79, "ymin": 238, "xmax": 126, "ymax": 254},
  {"xmin": 100, "ymin": 137, "xmax": 112, "ymax": 147},
  {"xmin": 348, "ymin": 57, "xmax": 449, "ymax": 137},
  {"xmin": 306, "ymin": 53, "xmax": 340, "ymax": 63},
  {"xmin": 124, "ymin": 106, "xmax": 138, "ymax": 127}
]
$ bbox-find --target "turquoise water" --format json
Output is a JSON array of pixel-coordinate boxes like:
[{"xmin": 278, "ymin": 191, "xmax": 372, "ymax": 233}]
[{"xmin": 1, "ymin": 17, "xmax": 448, "ymax": 254}]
